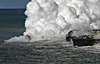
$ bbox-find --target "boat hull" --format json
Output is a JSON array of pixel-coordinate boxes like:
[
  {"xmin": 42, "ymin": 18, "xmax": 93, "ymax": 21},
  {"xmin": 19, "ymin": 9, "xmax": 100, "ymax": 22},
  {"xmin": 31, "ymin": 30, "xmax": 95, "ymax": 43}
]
[{"xmin": 72, "ymin": 39, "xmax": 100, "ymax": 46}]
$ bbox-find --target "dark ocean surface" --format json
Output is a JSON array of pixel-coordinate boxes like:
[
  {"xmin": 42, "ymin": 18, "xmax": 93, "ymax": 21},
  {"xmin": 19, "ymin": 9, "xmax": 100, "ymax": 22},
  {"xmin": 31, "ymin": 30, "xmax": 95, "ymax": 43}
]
[
  {"xmin": 0, "ymin": 9, "xmax": 100, "ymax": 64},
  {"xmin": 0, "ymin": 9, "xmax": 26, "ymax": 43}
]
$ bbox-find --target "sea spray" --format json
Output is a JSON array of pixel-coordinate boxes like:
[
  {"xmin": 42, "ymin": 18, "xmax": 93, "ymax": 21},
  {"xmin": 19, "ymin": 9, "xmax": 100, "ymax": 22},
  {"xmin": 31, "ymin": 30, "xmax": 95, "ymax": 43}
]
[{"xmin": 5, "ymin": 0, "xmax": 100, "ymax": 42}]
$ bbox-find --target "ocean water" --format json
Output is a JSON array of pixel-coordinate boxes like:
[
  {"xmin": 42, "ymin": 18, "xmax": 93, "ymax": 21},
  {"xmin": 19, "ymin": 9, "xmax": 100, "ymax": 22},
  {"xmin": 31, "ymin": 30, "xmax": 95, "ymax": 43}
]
[
  {"xmin": 0, "ymin": 9, "xmax": 100, "ymax": 64},
  {"xmin": 0, "ymin": 9, "xmax": 26, "ymax": 43}
]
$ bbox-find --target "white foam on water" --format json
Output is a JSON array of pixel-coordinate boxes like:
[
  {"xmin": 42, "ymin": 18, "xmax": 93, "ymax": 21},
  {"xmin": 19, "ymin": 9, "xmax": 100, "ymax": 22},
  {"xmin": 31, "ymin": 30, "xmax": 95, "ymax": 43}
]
[
  {"xmin": 5, "ymin": 0, "xmax": 100, "ymax": 42},
  {"xmin": 93, "ymin": 43, "xmax": 100, "ymax": 49},
  {"xmin": 73, "ymin": 43, "xmax": 100, "ymax": 53}
]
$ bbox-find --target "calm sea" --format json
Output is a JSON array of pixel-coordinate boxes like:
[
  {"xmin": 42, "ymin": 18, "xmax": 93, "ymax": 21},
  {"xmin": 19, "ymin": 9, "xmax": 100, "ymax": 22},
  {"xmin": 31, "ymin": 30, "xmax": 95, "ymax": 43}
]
[
  {"xmin": 0, "ymin": 9, "xmax": 26, "ymax": 43},
  {"xmin": 0, "ymin": 9, "xmax": 100, "ymax": 64}
]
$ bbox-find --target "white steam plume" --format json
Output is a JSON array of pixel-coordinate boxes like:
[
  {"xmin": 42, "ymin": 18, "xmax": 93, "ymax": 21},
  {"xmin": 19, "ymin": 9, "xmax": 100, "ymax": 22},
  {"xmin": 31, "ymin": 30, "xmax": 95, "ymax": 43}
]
[{"xmin": 5, "ymin": 0, "xmax": 100, "ymax": 42}]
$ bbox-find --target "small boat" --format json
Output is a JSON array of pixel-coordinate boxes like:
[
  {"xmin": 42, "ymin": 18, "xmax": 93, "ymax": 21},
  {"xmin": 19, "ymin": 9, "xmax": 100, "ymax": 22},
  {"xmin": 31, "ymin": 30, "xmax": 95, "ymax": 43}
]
[{"xmin": 66, "ymin": 29, "xmax": 100, "ymax": 46}]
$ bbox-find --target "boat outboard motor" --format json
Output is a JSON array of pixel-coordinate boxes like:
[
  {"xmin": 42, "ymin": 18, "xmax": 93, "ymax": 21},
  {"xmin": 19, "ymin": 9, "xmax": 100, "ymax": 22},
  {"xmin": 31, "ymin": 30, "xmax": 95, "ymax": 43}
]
[{"xmin": 66, "ymin": 30, "xmax": 73, "ymax": 41}]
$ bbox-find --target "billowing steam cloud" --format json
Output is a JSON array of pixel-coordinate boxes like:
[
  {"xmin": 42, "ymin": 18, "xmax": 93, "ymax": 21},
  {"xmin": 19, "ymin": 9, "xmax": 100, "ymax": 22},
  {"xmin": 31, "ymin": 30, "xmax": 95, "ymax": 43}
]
[{"xmin": 5, "ymin": 0, "xmax": 100, "ymax": 42}]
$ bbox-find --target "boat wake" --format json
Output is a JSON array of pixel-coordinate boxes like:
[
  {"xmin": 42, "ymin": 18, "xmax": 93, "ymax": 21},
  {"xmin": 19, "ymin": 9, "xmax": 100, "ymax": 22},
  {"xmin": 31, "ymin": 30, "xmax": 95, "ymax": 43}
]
[{"xmin": 74, "ymin": 43, "xmax": 100, "ymax": 53}]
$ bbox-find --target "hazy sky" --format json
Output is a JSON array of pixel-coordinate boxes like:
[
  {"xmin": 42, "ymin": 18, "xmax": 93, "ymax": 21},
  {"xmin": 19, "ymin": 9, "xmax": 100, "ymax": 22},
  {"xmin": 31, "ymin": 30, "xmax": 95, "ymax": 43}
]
[{"xmin": 0, "ymin": 0, "xmax": 31, "ymax": 9}]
